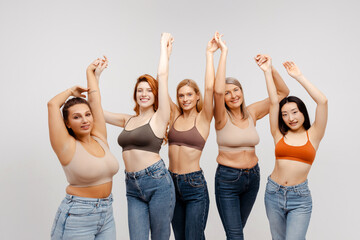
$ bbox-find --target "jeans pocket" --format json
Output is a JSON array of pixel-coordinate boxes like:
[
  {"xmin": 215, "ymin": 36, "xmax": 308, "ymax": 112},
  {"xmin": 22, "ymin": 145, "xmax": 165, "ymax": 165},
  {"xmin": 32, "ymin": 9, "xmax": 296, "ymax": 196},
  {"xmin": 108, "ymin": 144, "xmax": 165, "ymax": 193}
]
[
  {"xmin": 297, "ymin": 187, "xmax": 311, "ymax": 197},
  {"xmin": 51, "ymin": 208, "xmax": 62, "ymax": 236},
  {"xmin": 216, "ymin": 167, "xmax": 241, "ymax": 183},
  {"xmin": 68, "ymin": 202, "xmax": 97, "ymax": 216},
  {"xmin": 265, "ymin": 182, "xmax": 278, "ymax": 194},
  {"xmin": 189, "ymin": 174, "xmax": 205, "ymax": 188},
  {"xmin": 150, "ymin": 168, "xmax": 166, "ymax": 179}
]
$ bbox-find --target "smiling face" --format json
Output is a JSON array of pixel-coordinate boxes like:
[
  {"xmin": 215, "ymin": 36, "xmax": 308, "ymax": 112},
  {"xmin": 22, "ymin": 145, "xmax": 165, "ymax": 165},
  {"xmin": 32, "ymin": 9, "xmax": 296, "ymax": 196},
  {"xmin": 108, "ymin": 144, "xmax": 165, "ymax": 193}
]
[
  {"xmin": 136, "ymin": 81, "xmax": 155, "ymax": 109},
  {"xmin": 224, "ymin": 84, "xmax": 243, "ymax": 110},
  {"xmin": 66, "ymin": 103, "xmax": 93, "ymax": 136},
  {"xmin": 177, "ymin": 85, "xmax": 200, "ymax": 112},
  {"xmin": 281, "ymin": 102, "xmax": 305, "ymax": 131}
]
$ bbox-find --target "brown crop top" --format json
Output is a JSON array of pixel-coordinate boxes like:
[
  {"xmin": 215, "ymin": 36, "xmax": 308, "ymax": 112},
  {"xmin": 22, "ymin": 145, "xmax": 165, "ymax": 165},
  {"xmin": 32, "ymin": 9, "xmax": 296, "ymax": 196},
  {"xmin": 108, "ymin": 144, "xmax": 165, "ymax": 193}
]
[
  {"xmin": 216, "ymin": 113, "xmax": 260, "ymax": 151},
  {"xmin": 275, "ymin": 131, "xmax": 316, "ymax": 165},
  {"xmin": 168, "ymin": 115, "xmax": 206, "ymax": 151},
  {"xmin": 117, "ymin": 116, "xmax": 163, "ymax": 153},
  {"xmin": 62, "ymin": 136, "xmax": 119, "ymax": 187}
]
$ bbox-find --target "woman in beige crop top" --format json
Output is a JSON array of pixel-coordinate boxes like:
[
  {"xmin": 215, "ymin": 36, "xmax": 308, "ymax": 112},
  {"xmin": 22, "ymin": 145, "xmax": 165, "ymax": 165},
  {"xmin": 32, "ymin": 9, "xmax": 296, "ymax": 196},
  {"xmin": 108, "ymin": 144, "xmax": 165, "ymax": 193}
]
[
  {"xmin": 167, "ymin": 32, "xmax": 220, "ymax": 239},
  {"xmin": 48, "ymin": 56, "xmax": 119, "ymax": 239},
  {"xmin": 261, "ymin": 56, "xmax": 328, "ymax": 239},
  {"xmin": 101, "ymin": 33, "xmax": 176, "ymax": 239},
  {"xmin": 213, "ymin": 35, "xmax": 290, "ymax": 239}
]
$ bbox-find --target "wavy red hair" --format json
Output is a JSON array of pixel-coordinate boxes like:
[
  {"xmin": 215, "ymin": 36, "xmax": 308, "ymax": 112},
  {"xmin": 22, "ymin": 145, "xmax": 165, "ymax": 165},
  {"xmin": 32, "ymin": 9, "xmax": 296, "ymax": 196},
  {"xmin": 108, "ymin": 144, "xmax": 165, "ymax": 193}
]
[{"xmin": 133, "ymin": 74, "xmax": 159, "ymax": 116}]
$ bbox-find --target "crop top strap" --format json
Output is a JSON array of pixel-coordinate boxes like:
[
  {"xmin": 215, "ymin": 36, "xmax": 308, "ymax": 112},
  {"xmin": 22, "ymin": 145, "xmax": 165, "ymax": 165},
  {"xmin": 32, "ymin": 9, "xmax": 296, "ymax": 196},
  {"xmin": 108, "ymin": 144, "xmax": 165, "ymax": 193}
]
[
  {"xmin": 124, "ymin": 116, "xmax": 134, "ymax": 128},
  {"xmin": 172, "ymin": 114, "xmax": 181, "ymax": 127},
  {"xmin": 306, "ymin": 130, "xmax": 309, "ymax": 140}
]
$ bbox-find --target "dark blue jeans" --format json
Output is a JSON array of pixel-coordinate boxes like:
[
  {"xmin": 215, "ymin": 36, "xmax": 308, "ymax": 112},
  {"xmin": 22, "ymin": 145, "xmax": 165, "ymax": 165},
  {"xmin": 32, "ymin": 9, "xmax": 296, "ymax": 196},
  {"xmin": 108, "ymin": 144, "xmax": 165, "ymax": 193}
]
[
  {"xmin": 125, "ymin": 159, "xmax": 175, "ymax": 240},
  {"xmin": 215, "ymin": 164, "xmax": 260, "ymax": 240},
  {"xmin": 169, "ymin": 169, "xmax": 209, "ymax": 240}
]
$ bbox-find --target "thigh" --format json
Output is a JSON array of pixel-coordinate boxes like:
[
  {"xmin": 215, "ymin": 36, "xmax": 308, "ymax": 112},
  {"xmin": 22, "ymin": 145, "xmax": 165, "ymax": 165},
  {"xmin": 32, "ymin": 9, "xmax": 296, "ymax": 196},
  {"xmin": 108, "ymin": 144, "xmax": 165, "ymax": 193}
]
[
  {"xmin": 286, "ymin": 191, "xmax": 312, "ymax": 240},
  {"xmin": 264, "ymin": 182, "xmax": 286, "ymax": 240},
  {"xmin": 148, "ymin": 170, "xmax": 175, "ymax": 240},
  {"xmin": 184, "ymin": 176, "xmax": 209, "ymax": 240},
  {"xmin": 172, "ymin": 188, "xmax": 186, "ymax": 240},
  {"xmin": 239, "ymin": 171, "xmax": 260, "ymax": 227},
  {"xmin": 215, "ymin": 168, "xmax": 243, "ymax": 239},
  {"xmin": 127, "ymin": 183, "xmax": 150, "ymax": 240}
]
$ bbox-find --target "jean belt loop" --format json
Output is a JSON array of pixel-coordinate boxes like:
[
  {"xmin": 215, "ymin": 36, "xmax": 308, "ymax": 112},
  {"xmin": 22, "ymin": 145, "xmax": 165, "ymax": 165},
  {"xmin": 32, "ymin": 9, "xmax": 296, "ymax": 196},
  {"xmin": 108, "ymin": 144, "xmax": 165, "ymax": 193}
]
[
  {"xmin": 96, "ymin": 199, "xmax": 100, "ymax": 208},
  {"xmin": 67, "ymin": 195, "xmax": 73, "ymax": 204}
]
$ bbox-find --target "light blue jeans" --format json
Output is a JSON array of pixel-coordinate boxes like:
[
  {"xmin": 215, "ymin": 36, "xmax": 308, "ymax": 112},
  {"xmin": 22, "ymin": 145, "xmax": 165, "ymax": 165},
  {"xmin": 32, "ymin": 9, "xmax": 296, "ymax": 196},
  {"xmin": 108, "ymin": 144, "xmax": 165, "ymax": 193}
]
[
  {"xmin": 51, "ymin": 194, "xmax": 116, "ymax": 240},
  {"xmin": 265, "ymin": 177, "xmax": 312, "ymax": 240},
  {"xmin": 125, "ymin": 159, "xmax": 175, "ymax": 240}
]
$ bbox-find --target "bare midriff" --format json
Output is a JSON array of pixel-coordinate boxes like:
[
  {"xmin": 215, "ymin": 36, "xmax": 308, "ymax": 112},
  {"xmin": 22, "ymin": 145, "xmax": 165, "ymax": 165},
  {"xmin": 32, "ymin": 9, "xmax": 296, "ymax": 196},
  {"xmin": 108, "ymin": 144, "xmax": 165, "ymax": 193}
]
[
  {"xmin": 270, "ymin": 159, "xmax": 312, "ymax": 186},
  {"xmin": 122, "ymin": 149, "xmax": 161, "ymax": 173},
  {"xmin": 217, "ymin": 149, "xmax": 258, "ymax": 169},
  {"xmin": 66, "ymin": 181, "xmax": 113, "ymax": 199},
  {"xmin": 168, "ymin": 145, "xmax": 202, "ymax": 174}
]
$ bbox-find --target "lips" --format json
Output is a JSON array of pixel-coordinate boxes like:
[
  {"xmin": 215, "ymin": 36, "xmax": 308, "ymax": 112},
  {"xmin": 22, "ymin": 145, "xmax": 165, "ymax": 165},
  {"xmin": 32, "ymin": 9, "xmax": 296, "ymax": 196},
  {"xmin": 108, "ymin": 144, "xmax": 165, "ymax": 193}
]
[{"xmin": 81, "ymin": 125, "xmax": 90, "ymax": 130}]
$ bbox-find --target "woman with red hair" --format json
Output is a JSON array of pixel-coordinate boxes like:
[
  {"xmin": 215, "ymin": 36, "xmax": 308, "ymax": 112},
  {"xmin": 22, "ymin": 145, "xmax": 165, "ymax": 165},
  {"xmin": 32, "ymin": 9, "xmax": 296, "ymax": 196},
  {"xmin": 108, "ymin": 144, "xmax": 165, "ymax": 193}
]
[{"xmin": 103, "ymin": 33, "xmax": 175, "ymax": 239}]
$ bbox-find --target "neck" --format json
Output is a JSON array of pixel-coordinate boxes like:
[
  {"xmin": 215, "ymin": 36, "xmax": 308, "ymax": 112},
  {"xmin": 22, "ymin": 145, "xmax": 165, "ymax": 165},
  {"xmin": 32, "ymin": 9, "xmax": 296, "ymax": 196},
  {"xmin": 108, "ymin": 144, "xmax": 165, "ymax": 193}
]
[
  {"xmin": 182, "ymin": 107, "xmax": 198, "ymax": 118},
  {"xmin": 139, "ymin": 106, "xmax": 155, "ymax": 117},
  {"xmin": 75, "ymin": 134, "xmax": 93, "ymax": 143},
  {"xmin": 288, "ymin": 127, "xmax": 306, "ymax": 135},
  {"xmin": 229, "ymin": 107, "xmax": 243, "ymax": 119}
]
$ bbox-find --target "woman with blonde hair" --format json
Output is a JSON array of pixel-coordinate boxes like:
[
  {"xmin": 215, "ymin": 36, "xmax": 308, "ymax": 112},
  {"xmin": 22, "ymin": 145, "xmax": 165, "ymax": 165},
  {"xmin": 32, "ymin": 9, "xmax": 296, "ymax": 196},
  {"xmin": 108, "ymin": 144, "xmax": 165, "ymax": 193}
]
[
  {"xmin": 167, "ymin": 32, "xmax": 219, "ymax": 239},
  {"xmin": 103, "ymin": 33, "xmax": 175, "ymax": 240},
  {"xmin": 213, "ymin": 34, "xmax": 290, "ymax": 239},
  {"xmin": 48, "ymin": 56, "xmax": 119, "ymax": 239},
  {"xmin": 257, "ymin": 55, "xmax": 327, "ymax": 240}
]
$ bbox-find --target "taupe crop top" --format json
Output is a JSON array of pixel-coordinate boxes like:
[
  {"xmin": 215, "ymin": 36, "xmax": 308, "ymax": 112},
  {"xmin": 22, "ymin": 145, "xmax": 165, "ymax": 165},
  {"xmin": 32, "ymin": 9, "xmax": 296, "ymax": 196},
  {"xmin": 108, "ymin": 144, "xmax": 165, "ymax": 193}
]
[
  {"xmin": 117, "ymin": 117, "xmax": 163, "ymax": 153},
  {"xmin": 62, "ymin": 136, "xmax": 119, "ymax": 187},
  {"xmin": 216, "ymin": 113, "xmax": 260, "ymax": 151}
]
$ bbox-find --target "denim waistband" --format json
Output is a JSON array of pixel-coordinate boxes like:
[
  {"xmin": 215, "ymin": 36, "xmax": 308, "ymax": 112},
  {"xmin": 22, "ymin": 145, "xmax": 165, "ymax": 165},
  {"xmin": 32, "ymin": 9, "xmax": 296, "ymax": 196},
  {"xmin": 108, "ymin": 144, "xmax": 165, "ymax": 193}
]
[
  {"xmin": 267, "ymin": 176, "xmax": 308, "ymax": 191},
  {"xmin": 125, "ymin": 159, "xmax": 165, "ymax": 179},
  {"xmin": 169, "ymin": 169, "xmax": 204, "ymax": 181},
  {"xmin": 65, "ymin": 193, "xmax": 113, "ymax": 205},
  {"xmin": 218, "ymin": 163, "xmax": 259, "ymax": 173}
]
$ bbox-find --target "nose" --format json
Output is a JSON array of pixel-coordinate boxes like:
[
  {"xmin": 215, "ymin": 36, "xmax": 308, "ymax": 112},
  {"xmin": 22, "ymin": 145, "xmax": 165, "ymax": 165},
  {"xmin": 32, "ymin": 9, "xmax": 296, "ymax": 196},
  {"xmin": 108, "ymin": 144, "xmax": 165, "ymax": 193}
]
[
  {"xmin": 289, "ymin": 114, "xmax": 294, "ymax": 121},
  {"xmin": 82, "ymin": 115, "xmax": 89, "ymax": 123},
  {"xmin": 230, "ymin": 91, "xmax": 235, "ymax": 98}
]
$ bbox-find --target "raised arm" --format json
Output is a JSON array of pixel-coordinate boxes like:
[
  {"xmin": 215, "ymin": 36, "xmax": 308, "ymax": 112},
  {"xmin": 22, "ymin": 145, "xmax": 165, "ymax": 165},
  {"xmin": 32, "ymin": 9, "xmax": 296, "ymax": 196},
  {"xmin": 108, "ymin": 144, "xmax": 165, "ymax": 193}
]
[
  {"xmin": 283, "ymin": 61, "xmax": 328, "ymax": 143},
  {"xmin": 47, "ymin": 86, "xmax": 88, "ymax": 164},
  {"xmin": 153, "ymin": 33, "xmax": 173, "ymax": 136},
  {"xmin": 255, "ymin": 55, "xmax": 282, "ymax": 141},
  {"xmin": 86, "ymin": 56, "xmax": 108, "ymax": 142},
  {"xmin": 248, "ymin": 54, "xmax": 290, "ymax": 122},
  {"xmin": 213, "ymin": 33, "xmax": 228, "ymax": 130},
  {"xmin": 200, "ymin": 33, "xmax": 219, "ymax": 122}
]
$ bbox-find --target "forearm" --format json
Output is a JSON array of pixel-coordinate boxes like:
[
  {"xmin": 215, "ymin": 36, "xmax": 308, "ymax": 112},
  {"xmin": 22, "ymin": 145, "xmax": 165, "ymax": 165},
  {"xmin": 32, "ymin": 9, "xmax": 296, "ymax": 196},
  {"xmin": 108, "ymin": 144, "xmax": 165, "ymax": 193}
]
[
  {"xmin": 214, "ymin": 50, "xmax": 227, "ymax": 95},
  {"xmin": 48, "ymin": 88, "xmax": 72, "ymax": 109},
  {"xmin": 295, "ymin": 75, "xmax": 327, "ymax": 104},
  {"xmin": 157, "ymin": 47, "xmax": 170, "ymax": 116},
  {"xmin": 205, "ymin": 52, "xmax": 215, "ymax": 92},
  {"xmin": 264, "ymin": 70, "xmax": 278, "ymax": 105},
  {"xmin": 272, "ymin": 66, "xmax": 289, "ymax": 100}
]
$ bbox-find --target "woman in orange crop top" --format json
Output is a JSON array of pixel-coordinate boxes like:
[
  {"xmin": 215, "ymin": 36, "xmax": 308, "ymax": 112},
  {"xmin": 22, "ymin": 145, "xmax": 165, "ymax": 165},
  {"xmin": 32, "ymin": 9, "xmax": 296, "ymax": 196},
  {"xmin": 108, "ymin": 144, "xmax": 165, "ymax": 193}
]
[
  {"xmin": 259, "ymin": 55, "xmax": 328, "ymax": 240},
  {"xmin": 167, "ymin": 32, "xmax": 220, "ymax": 239},
  {"xmin": 213, "ymin": 34, "xmax": 289, "ymax": 239},
  {"xmin": 103, "ymin": 33, "xmax": 175, "ymax": 240},
  {"xmin": 48, "ymin": 56, "xmax": 119, "ymax": 239}
]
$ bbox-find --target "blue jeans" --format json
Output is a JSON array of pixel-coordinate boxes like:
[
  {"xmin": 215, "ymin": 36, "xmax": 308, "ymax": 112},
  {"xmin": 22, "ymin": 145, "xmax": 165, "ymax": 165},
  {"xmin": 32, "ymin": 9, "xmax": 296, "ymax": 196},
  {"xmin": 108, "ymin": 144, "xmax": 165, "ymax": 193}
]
[
  {"xmin": 51, "ymin": 194, "xmax": 116, "ymax": 240},
  {"xmin": 169, "ymin": 169, "xmax": 209, "ymax": 240},
  {"xmin": 265, "ymin": 177, "xmax": 312, "ymax": 240},
  {"xmin": 125, "ymin": 159, "xmax": 175, "ymax": 240},
  {"xmin": 215, "ymin": 164, "xmax": 260, "ymax": 240}
]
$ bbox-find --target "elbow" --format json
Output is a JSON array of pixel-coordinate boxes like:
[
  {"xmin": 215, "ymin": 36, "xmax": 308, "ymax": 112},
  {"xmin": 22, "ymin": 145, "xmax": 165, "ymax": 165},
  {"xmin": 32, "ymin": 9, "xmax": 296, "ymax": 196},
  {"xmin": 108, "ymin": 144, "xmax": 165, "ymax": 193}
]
[{"xmin": 319, "ymin": 96, "xmax": 328, "ymax": 105}]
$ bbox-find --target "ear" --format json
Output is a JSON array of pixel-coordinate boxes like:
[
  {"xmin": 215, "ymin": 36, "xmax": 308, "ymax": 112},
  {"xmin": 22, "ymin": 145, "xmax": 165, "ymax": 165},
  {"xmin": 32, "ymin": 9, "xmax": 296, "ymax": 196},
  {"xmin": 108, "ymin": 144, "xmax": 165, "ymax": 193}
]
[
  {"xmin": 196, "ymin": 92, "xmax": 200, "ymax": 101},
  {"xmin": 65, "ymin": 121, "xmax": 71, "ymax": 129}
]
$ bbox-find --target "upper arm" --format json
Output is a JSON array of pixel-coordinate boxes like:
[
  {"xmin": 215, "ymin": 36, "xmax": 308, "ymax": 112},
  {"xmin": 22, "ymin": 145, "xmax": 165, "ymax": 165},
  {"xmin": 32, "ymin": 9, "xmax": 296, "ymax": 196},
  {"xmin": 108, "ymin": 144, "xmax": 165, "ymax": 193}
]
[
  {"xmin": 214, "ymin": 92, "xmax": 227, "ymax": 130},
  {"xmin": 247, "ymin": 98, "xmax": 270, "ymax": 121},
  {"xmin": 202, "ymin": 82, "xmax": 215, "ymax": 123},
  {"xmin": 309, "ymin": 99, "xmax": 328, "ymax": 143},
  {"xmin": 169, "ymin": 95, "xmax": 181, "ymax": 125},
  {"xmin": 104, "ymin": 110, "xmax": 132, "ymax": 128},
  {"xmin": 47, "ymin": 102, "xmax": 74, "ymax": 164}
]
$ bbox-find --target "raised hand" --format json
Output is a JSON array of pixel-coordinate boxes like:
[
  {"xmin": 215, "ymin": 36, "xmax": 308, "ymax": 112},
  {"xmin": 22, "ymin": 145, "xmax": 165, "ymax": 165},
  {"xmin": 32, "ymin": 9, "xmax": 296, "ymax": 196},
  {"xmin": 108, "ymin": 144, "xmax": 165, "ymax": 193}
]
[
  {"xmin": 95, "ymin": 56, "xmax": 108, "ymax": 79},
  {"xmin": 215, "ymin": 32, "xmax": 228, "ymax": 52},
  {"xmin": 283, "ymin": 61, "xmax": 302, "ymax": 79},
  {"xmin": 207, "ymin": 33, "xmax": 219, "ymax": 54},
  {"xmin": 160, "ymin": 32, "xmax": 174, "ymax": 59},
  {"xmin": 255, "ymin": 54, "xmax": 272, "ymax": 72},
  {"xmin": 69, "ymin": 85, "xmax": 88, "ymax": 98}
]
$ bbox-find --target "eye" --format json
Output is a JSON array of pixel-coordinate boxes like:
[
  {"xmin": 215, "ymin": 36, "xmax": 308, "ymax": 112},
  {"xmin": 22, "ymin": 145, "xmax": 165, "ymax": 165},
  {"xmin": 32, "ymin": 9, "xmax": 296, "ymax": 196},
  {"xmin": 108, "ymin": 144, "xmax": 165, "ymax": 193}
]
[
  {"xmin": 74, "ymin": 116, "xmax": 79, "ymax": 119},
  {"xmin": 234, "ymin": 88, "xmax": 239, "ymax": 92},
  {"xmin": 188, "ymin": 93, "xmax": 192, "ymax": 97},
  {"xmin": 147, "ymin": 89, "xmax": 152, "ymax": 92},
  {"xmin": 282, "ymin": 113, "xmax": 287, "ymax": 117},
  {"xmin": 86, "ymin": 113, "xmax": 91, "ymax": 117},
  {"xmin": 225, "ymin": 92, "xmax": 229, "ymax": 95}
]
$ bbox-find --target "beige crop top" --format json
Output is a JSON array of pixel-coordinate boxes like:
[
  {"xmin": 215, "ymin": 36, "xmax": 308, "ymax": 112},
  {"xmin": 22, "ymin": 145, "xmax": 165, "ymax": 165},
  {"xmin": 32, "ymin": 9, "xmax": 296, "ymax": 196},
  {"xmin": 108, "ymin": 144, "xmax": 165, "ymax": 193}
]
[
  {"xmin": 62, "ymin": 136, "xmax": 119, "ymax": 187},
  {"xmin": 216, "ymin": 113, "xmax": 260, "ymax": 151}
]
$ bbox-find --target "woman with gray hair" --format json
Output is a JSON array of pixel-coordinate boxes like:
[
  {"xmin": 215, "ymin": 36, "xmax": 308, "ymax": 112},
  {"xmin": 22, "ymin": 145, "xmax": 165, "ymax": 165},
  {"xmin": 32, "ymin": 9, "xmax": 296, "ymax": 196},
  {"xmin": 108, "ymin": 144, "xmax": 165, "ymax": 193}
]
[{"xmin": 213, "ymin": 33, "xmax": 289, "ymax": 240}]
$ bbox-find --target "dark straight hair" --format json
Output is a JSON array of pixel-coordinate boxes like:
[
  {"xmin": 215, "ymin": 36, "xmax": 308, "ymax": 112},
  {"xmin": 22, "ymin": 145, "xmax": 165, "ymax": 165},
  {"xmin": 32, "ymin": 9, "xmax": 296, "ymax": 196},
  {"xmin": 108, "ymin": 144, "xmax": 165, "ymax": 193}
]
[{"xmin": 278, "ymin": 96, "xmax": 310, "ymax": 135}]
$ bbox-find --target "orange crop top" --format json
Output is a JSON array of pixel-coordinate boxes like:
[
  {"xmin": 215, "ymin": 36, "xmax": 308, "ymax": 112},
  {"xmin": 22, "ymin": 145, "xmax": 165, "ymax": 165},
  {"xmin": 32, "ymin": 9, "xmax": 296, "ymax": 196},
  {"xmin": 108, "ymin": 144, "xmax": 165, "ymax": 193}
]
[{"xmin": 275, "ymin": 131, "xmax": 316, "ymax": 165}]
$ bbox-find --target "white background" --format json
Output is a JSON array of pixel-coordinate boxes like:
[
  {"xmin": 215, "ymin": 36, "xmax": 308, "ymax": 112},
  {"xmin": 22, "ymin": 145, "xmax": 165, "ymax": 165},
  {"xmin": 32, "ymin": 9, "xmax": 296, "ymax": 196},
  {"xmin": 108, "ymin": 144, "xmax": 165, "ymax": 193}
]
[{"xmin": 1, "ymin": 0, "xmax": 359, "ymax": 239}]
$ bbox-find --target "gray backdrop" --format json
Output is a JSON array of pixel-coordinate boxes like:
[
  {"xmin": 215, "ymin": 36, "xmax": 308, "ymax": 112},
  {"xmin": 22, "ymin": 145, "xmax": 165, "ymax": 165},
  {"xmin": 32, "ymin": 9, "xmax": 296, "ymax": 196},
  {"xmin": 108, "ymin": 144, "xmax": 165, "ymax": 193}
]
[{"xmin": 1, "ymin": 0, "xmax": 359, "ymax": 239}]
